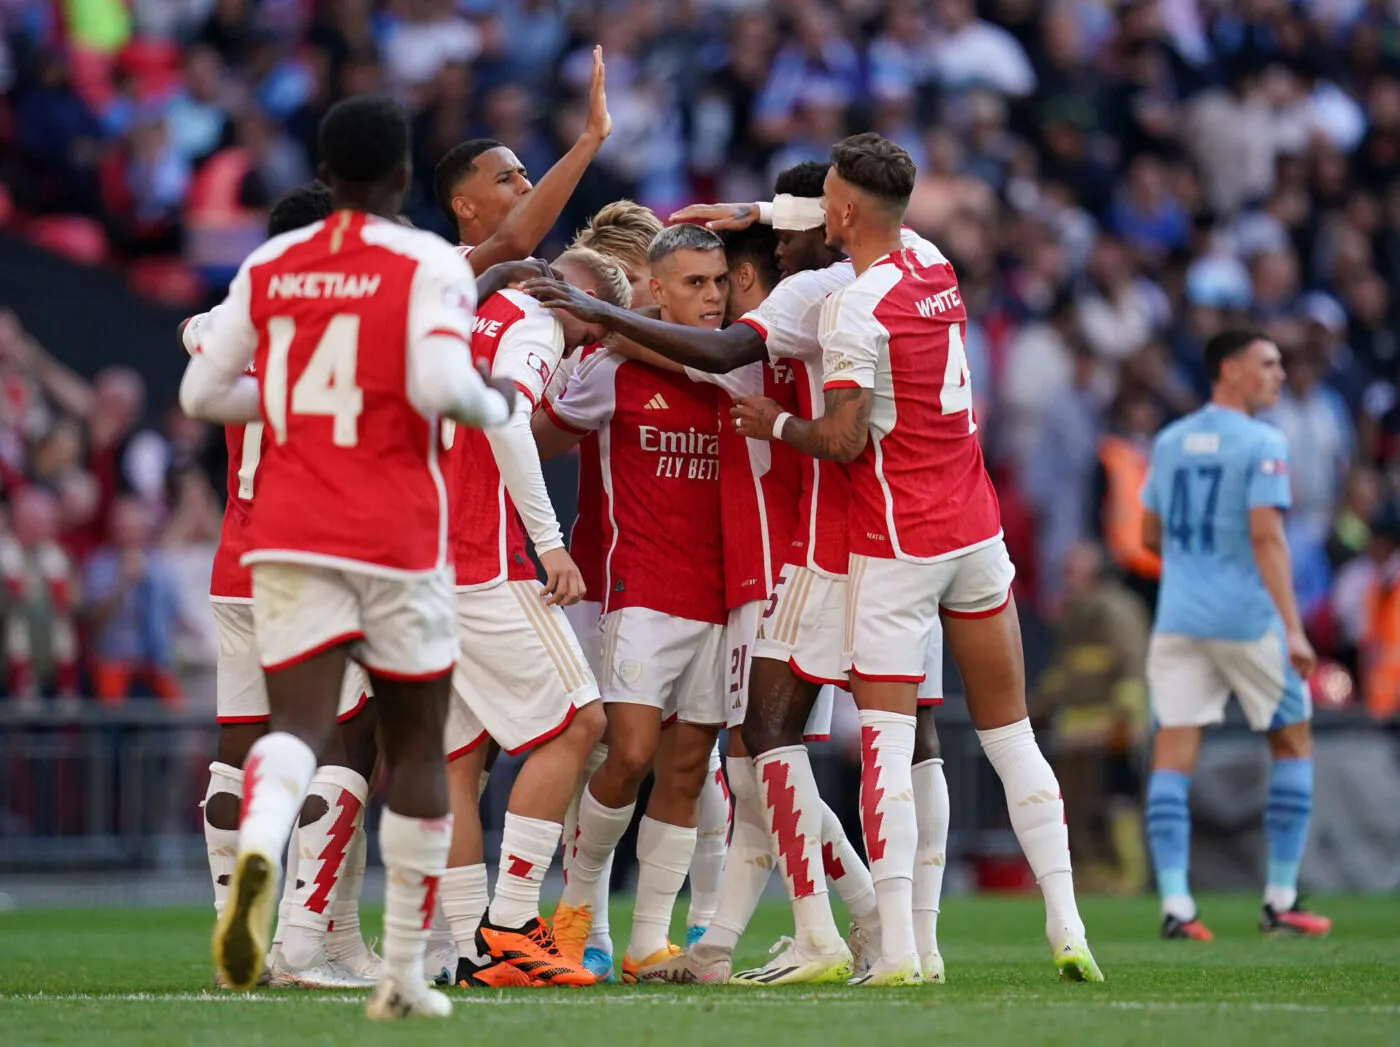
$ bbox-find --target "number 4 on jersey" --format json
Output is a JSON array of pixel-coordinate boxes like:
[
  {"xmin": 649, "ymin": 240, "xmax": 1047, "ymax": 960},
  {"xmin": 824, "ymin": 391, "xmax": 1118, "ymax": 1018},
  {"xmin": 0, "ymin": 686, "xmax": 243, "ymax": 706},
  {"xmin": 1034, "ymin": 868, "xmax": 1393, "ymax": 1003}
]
[
  {"xmin": 941, "ymin": 322, "xmax": 976, "ymax": 434},
  {"xmin": 263, "ymin": 315, "xmax": 365, "ymax": 447}
]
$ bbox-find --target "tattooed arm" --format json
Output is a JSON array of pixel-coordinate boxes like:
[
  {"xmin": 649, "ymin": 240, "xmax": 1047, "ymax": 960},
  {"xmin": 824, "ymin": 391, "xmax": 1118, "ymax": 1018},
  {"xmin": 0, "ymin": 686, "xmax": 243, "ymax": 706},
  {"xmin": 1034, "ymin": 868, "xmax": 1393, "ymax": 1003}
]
[{"xmin": 730, "ymin": 386, "xmax": 871, "ymax": 464}]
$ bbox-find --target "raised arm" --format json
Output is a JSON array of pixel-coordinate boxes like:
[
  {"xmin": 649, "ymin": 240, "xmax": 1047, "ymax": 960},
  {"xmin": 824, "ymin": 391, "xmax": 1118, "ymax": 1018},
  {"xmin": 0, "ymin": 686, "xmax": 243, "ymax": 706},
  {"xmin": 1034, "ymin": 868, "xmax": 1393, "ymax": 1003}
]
[
  {"xmin": 522, "ymin": 277, "xmax": 765, "ymax": 372},
  {"xmin": 465, "ymin": 47, "xmax": 611, "ymax": 271}
]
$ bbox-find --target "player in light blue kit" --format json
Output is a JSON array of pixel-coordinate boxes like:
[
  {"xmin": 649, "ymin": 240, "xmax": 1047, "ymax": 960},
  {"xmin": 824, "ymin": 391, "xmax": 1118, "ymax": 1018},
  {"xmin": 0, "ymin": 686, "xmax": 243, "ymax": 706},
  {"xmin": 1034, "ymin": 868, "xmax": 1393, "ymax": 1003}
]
[{"xmin": 1140, "ymin": 329, "xmax": 1332, "ymax": 941}]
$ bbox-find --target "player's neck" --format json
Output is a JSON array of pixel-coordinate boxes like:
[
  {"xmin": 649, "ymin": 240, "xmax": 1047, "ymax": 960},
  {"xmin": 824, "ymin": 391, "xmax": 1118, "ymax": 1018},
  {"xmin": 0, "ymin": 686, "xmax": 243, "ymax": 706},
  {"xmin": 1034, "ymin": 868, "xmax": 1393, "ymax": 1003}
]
[
  {"xmin": 847, "ymin": 226, "xmax": 904, "ymax": 275},
  {"xmin": 1209, "ymin": 390, "xmax": 1252, "ymax": 417},
  {"xmin": 331, "ymin": 195, "xmax": 399, "ymax": 221}
]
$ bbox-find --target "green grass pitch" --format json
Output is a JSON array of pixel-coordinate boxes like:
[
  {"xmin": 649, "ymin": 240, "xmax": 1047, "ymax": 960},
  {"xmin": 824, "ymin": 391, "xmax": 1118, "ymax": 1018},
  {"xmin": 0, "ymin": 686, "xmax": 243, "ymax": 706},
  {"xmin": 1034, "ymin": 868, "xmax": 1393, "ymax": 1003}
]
[{"xmin": 2, "ymin": 895, "xmax": 1397, "ymax": 1047}]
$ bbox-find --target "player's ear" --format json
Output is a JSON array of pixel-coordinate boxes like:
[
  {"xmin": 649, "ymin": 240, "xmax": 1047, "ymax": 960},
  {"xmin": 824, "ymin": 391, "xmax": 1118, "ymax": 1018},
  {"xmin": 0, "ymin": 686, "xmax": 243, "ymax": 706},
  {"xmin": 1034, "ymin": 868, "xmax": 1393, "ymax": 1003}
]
[
  {"xmin": 739, "ymin": 262, "xmax": 756, "ymax": 293},
  {"xmin": 315, "ymin": 162, "xmax": 332, "ymax": 187},
  {"xmin": 649, "ymin": 275, "xmax": 663, "ymax": 304},
  {"xmin": 453, "ymin": 194, "xmax": 475, "ymax": 223}
]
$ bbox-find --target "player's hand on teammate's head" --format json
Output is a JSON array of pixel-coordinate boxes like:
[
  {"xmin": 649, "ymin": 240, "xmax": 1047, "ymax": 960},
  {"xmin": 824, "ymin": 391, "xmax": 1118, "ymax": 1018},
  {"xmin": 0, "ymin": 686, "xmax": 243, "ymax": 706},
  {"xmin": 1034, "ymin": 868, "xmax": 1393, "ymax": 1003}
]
[
  {"xmin": 538, "ymin": 547, "xmax": 586, "ymax": 607},
  {"xmin": 585, "ymin": 45, "xmax": 612, "ymax": 142},
  {"xmin": 522, "ymin": 278, "xmax": 612, "ymax": 324},
  {"xmin": 477, "ymin": 257, "xmax": 555, "ymax": 299},
  {"xmin": 1287, "ymin": 627, "xmax": 1318, "ymax": 679},
  {"xmin": 477, "ymin": 361, "xmax": 519, "ymax": 416},
  {"xmin": 730, "ymin": 395, "xmax": 783, "ymax": 441},
  {"xmin": 669, "ymin": 202, "xmax": 759, "ymax": 231}
]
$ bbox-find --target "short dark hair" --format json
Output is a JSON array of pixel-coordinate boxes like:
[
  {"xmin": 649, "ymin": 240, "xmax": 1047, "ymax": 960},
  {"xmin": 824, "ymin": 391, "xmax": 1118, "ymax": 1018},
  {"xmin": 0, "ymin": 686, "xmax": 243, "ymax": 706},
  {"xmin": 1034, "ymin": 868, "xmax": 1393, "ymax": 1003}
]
[
  {"xmin": 830, "ymin": 132, "xmax": 916, "ymax": 212},
  {"xmin": 1204, "ymin": 328, "xmax": 1271, "ymax": 381},
  {"xmin": 774, "ymin": 161, "xmax": 829, "ymax": 200},
  {"xmin": 433, "ymin": 139, "xmax": 505, "ymax": 229},
  {"xmin": 318, "ymin": 94, "xmax": 410, "ymax": 185},
  {"xmin": 721, "ymin": 226, "xmax": 780, "ymax": 292},
  {"xmin": 267, "ymin": 182, "xmax": 334, "ymax": 237},
  {"xmin": 647, "ymin": 223, "xmax": 724, "ymax": 266}
]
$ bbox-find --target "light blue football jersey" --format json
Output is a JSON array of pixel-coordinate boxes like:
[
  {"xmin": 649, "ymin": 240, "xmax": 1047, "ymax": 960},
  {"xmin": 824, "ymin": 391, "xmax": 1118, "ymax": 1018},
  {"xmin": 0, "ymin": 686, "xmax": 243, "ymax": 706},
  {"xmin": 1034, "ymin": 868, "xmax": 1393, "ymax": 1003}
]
[{"xmin": 1141, "ymin": 404, "xmax": 1292, "ymax": 641}]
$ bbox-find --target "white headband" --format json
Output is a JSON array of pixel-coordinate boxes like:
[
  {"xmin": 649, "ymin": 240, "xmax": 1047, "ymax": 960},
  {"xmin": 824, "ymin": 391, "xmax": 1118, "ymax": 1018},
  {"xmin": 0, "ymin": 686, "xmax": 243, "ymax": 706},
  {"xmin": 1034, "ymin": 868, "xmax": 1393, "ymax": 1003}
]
[{"xmin": 771, "ymin": 193, "xmax": 826, "ymax": 231}]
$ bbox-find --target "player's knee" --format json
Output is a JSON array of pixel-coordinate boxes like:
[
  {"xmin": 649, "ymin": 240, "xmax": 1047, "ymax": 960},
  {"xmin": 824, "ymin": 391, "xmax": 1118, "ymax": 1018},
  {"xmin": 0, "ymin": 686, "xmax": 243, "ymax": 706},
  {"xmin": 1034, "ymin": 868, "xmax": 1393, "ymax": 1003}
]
[
  {"xmin": 205, "ymin": 791, "xmax": 241, "ymax": 831},
  {"xmin": 567, "ymin": 702, "xmax": 607, "ymax": 752},
  {"xmin": 740, "ymin": 714, "xmax": 800, "ymax": 756},
  {"xmin": 604, "ymin": 733, "xmax": 655, "ymax": 788},
  {"xmin": 914, "ymin": 708, "xmax": 941, "ymax": 762}
]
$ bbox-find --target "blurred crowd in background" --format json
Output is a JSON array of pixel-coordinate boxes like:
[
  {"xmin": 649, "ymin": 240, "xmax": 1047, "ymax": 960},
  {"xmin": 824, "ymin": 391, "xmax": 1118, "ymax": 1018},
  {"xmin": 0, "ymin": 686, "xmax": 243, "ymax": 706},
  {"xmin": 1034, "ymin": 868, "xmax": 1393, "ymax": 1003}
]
[{"xmin": 0, "ymin": 0, "xmax": 1399, "ymax": 730}]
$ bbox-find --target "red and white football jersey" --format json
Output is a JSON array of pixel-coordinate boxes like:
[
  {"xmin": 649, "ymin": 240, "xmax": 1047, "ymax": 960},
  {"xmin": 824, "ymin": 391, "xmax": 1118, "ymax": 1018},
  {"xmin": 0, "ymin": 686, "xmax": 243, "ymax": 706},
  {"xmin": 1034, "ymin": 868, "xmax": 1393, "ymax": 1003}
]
[
  {"xmin": 196, "ymin": 211, "xmax": 478, "ymax": 576},
  {"xmin": 546, "ymin": 344, "xmax": 606, "ymax": 601},
  {"xmin": 447, "ymin": 290, "xmax": 565, "ymax": 589},
  {"xmin": 821, "ymin": 237, "xmax": 1001, "ymax": 562},
  {"xmin": 734, "ymin": 264, "xmax": 856, "ymax": 577},
  {"xmin": 544, "ymin": 352, "xmax": 725, "ymax": 625},
  {"xmin": 183, "ymin": 307, "xmax": 261, "ymax": 601},
  {"xmin": 686, "ymin": 361, "xmax": 802, "ymax": 609}
]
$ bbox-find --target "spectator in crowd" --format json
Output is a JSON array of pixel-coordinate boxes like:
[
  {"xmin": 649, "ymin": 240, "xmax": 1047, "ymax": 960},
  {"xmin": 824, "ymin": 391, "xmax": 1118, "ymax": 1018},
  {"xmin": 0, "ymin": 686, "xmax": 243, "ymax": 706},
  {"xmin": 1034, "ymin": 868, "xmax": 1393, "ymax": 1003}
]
[
  {"xmin": 81, "ymin": 495, "xmax": 183, "ymax": 705},
  {"xmin": 1030, "ymin": 542, "xmax": 1149, "ymax": 895},
  {"xmin": 0, "ymin": 486, "xmax": 78, "ymax": 701}
]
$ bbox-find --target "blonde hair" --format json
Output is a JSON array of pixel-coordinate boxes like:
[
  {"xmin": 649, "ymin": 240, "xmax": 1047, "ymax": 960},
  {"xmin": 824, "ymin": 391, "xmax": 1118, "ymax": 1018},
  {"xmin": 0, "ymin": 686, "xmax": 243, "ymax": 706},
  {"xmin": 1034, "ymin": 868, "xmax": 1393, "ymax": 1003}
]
[
  {"xmin": 554, "ymin": 246, "xmax": 633, "ymax": 311},
  {"xmin": 570, "ymin": 200, "xmax": 664, "ymax": 271}
]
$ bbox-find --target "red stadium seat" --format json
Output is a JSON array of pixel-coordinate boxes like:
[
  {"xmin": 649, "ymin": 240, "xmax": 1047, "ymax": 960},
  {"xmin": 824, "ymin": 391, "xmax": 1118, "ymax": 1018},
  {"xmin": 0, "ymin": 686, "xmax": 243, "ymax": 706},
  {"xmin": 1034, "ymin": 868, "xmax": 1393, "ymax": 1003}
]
[{"xmin": 26, "ymin": 215, "xmax": 109, "ymax": 266}]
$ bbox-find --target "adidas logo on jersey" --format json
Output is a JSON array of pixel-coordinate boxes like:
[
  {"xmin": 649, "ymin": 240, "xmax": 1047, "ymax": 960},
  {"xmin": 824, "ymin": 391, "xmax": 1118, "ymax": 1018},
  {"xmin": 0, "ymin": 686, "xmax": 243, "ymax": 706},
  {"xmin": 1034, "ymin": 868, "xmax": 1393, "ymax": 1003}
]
[{"xmin": 644, "ymin": 394, "xmax": 670, "ymax": 410}]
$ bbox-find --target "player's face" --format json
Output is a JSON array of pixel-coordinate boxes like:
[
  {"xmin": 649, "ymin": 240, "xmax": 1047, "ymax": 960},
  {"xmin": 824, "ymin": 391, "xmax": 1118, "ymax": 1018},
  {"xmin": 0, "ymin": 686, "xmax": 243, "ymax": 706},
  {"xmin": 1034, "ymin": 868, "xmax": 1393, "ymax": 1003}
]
[
  {"xmin": 621, "ymin": 257, "xmax": 654, "ymax": 308},
  {"xmin": 823, "ymin": 167, "xmax": 854, "ymax": 254},
  {"xmin": 1240, "ymin": 338, "xmax": 1286, "ymax": 413},
  {"xmin": 552, "ymin": 257, "xmax": 609, "ymax": 347},
  {"xmin": 456, "ymin": 147, "xmax": 532, "ymax": 235},
  {"xmin": 776, "ymin": 228, "xmax": 838, "ymax": 277},
  {"xmin": 650, "ymin": 249, "xmax": 729, "ymax": 329}
]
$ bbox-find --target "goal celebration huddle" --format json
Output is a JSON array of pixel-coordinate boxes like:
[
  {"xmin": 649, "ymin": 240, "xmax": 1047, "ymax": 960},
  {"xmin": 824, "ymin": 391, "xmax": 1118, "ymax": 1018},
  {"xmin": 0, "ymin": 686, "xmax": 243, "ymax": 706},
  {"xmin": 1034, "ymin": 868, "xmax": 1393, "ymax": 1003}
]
[{"xmin": 178, "ymin": 45, "xmax": 1325, "ymax": 1022}]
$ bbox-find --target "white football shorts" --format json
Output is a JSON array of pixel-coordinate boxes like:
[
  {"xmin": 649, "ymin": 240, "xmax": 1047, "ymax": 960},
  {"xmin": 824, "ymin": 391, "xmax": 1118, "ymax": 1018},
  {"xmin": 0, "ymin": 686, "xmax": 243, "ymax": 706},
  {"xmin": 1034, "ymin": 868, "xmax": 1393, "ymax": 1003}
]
[
  {"xmin": 752, "ymin": 564, "xmax": 849, "ymax": 687},
  {"xmin": 1147, "ymin": 628, "xmax": 1310, "ymax": 732},
  {"xmin": 599, "ymin": 606, "xmax": 725, "ymax": 725},
  {"xmin": 444, "ymin": 582, "xmax": 599, "ymax": 759},
  {"xmin": 250, "ymin": 562, "xmax": 457, "ymax": 680},
  {"xmin": 844, "ymin": 540, "xmax": 1014, "ymax": 681},
  {"xmin": 563, "ymin": 599, "xmax": 604, "ymax": 681},
  {"xmin": 212, "ymin": 599, "xmax": 369, "ymax": 724}
]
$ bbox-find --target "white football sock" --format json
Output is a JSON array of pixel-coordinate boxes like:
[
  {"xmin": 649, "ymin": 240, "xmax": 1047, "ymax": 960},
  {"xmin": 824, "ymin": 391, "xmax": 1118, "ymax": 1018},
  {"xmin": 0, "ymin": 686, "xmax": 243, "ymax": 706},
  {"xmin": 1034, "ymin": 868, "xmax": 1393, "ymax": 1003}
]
[
  {"xmin": 379, "ymin": 809, "xmax": 452, "ymax": 988},
  {"xmin": 238, "ymin": 732, "xmax": 316, "ymax": 862},
  {"xmin": 281, "ymin": 765, "xmax": 369, "ymax": 968},
  {"xmin": 490, "ymin": 814, "xmax": 561, "ymax": 928},
  {"xmin": 560, "ymin": 786, "xmax": 633, "ymax": 909},
  {"xmin": 753, "ymin": 745, "xmax": 841, "ymax": 953},
  {"xmin": 562, "ymin": 744, "xmax": 609, "ymax": 880},
  {"xmin": 686, "ymin": 747, "xmax": 730, "ymax": 929},
  {"xmin": 858, "ymin": 711, "xmax": 917, "ymax": 963},
  {"xmin": 272, "ymin": 832, "xmax": 297, "ymax": 949},
  {"xmin": 586, "ymin": 850, "xmax": 615, "ymax": 954},
  {"xmin": 912, "ymin": 758, "xmax": 949, "ymax": 959},
  {"xmin": 978, "ymin": 718, "xmax": 1084, "ymax": 941},
  {"xmin": 326, "ymin": 821, "xmax": 369, "ymax": 961},
  {"xmin": 440, "ymin": 864, "xmax": 489, "ymax": 962},
  {"xmin": 698, "ymin": 756, "xmax": 770, "ymax": 959},
  {"xmin": 630, "ymin": 816, "xmax": 696, "ymax": 960},
  {"xmin": 820, "ymin": 799, "xmax": 877, "ymax": 921},
  {"xmin": 202, "ymin": 761, "xmax": 241, "ymax": 919}
]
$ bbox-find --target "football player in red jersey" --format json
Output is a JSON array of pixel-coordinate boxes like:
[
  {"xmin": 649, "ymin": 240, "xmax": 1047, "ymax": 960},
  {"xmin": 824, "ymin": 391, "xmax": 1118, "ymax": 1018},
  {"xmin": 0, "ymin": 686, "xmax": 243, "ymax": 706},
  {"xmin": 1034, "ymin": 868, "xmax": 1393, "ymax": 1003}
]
[
  {"xmin": 433, "ymin": 46, "xmax": 611, "ymax": 270},
  {"xmin": 730, "ymin": 134, "xmax": 1101, "ymax": 984},
  {"xmin": 182, "ymin": 94, "xmax": 516, "ymax": 1019},
  {"xmin": 550, "ymin": 200, "xmax": 665, "ymax": 980},
  {"xmin": 523, "ymin": 163, "xmax": 949, "ymax": 985},
  {"xmin": 187, "ymin": 183, "xmax": 388, "ymax": 991},
  {"xmin": 435, "ymin": 248, "xmax": 629, "ymax": 990},
  {"xmin": 535, "ymin": 225, "xmax": 730, "ymax": 983}
]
